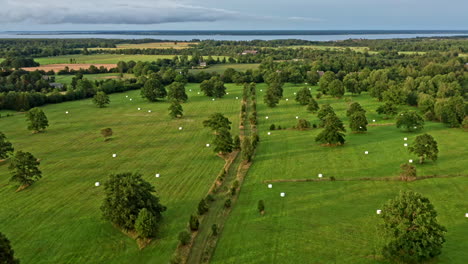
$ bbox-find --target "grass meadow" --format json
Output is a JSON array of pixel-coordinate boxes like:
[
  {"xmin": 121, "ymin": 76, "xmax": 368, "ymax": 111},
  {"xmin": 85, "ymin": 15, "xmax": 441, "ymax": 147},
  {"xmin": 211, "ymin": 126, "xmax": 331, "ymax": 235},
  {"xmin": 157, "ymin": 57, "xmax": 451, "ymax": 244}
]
[
  {"xmin": 211, "ymin": 83, "xmax": 468, "ymax": 263},
  {"xmin": 0, "ymin": 83, "xmax": 244, "ymax": 264}
]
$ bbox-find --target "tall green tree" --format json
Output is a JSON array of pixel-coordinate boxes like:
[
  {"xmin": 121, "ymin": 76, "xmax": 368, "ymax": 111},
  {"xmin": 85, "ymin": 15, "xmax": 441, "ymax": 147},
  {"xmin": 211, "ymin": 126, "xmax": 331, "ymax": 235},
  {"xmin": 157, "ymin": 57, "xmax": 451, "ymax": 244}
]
[
  {"xmin": 135, "ymin": 208, "xmax": 158, "ymax": 238},
  {"xmin": 26, "ymin": 107, "xmax": 48, "ymax": 133},
  {"xmin": 315, "ymin": 114, "xmax": 346, "ymax": 145},
  {"xmin": 264, "ymin": 87, "xmax": 280, "ymax": 108},
  {"xmin": 408, "ymin": 134, "xmax": 438, "ymax": 164},
  {"xmin": 241, "ymin": 137, "xmax": 253, "ymax": 162},
  {"xmin": 101, "ymin": 172, "xmax": 166, "ymax": 231},
  {"xmin": 328, "ymin": 79, "xmax": 345, "ymax": 98},
  {"xmin": 306, "ymin": 98, "xmax": 319, "ymax": 113},
  {"xmin": 396, "ymin": 111, "xmax": 424, "ymax": 132},
  {"xmin": 0, "ymin": 132, "xmax": 14, "ymax": 160},
  {"xmin": 317, "ymin": 104, "xmax": 336, "ymax": 127},
  {"xmin": 319, "ymin": 71, "xmax": 336, "ymax": 95},
  {"xmin": 213, "ymin": 128, "xmax": 234, "ymax": 154},
  {"xmin": 9, "ymin": 151, "xmax": 41, "ymax": 188},
  {"xmin": 346, "ymin": 102, "xmax": 366, "ymax": 118},
  {"xmin": 168, "ymin": 100, "xmax": 183, "ymax": 118},
  {"xmin": 92, "ymin": 91, "xmax": 110, "ymax": 108},
  {"xmin": 0, "ymin": 232, "xmax": 20, "ymax": 264},
  {"xmin": 343, "ymin": 73, "xmax": 361, "ymax": 95},
  {"xmin": 376, "ymin": 102, "xmax": 398, "ymax": 119},
  {"xmin": 203, "ymin": 113, "xmax": 231, "ymax": 132},
  {"xmin": 349, "ymin": 111, "xmax": 368, "ymax": 133},
  {"xmin": 141, "ymin": 78, "xmax": 166, "ymax": 102},
  {"xmin": 295, "ymin": 87, "xmax": 312, "ymax": 105},
  {"xmin": 380, "ymin": 191, "xmax": 446, "ymax": 263},
  {"xmin": 167, "ymin": 82, "xmax": 188, "ymax": 103}
]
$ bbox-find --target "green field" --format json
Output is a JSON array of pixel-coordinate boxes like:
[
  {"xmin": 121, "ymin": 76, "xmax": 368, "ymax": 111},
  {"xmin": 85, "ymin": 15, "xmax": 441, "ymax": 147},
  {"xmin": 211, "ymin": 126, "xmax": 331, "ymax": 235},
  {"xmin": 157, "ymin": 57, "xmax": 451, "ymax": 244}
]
[
  {"xmin": 54, "ymin": 73, "xmax": 135, "ymax": 85},
  {"xmin": 211, "ymin": 83, "xmax": 468, "ymax": 263},
  {"xmin": 0, "ymin": 83, "xmax": 243, "ymax": 264},
  {"xmin": 189, "ymin": 63, "xmax": 260, "ymax": 74},
  {"xmin": 35, "ymin": 54, "xmax": 229, "ymax": 65},
  {"xmin": 89, "ymin": 42, "xmax": 198, "ymax": 50}
]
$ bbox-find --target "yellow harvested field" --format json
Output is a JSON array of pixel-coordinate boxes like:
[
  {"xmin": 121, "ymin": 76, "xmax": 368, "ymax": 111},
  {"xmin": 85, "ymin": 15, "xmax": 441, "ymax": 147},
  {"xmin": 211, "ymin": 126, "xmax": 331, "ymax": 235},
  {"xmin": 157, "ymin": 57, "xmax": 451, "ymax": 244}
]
[
  {"xmin": 22, "ymin": 63, "xmax": 117, "ymax": 72},
  {"xmin": 89, "ymin": 42, "xmax": 198, "ymax": 50}
]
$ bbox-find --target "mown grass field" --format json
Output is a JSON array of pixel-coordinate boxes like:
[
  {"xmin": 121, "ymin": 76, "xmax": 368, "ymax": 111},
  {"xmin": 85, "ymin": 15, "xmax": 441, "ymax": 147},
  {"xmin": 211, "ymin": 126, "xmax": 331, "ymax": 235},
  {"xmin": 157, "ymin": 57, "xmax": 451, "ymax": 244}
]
[
  {"xmin": 0, "ymin": 83, "xmax": 243, "ymax": 264},
  {"xmin": 89, "ymin": 42, "xmax": 198, "ymax": 50},
  {"xmin": 35, "ymin": 54, "xmax": 229, "ymax": 65},
  {"xmin": 189, "ymin": 63, "xmax": 260, "ymax": 74},
  {"xmin": 211, "ymin": 83, "xmax": 468, "ymax": 263}
]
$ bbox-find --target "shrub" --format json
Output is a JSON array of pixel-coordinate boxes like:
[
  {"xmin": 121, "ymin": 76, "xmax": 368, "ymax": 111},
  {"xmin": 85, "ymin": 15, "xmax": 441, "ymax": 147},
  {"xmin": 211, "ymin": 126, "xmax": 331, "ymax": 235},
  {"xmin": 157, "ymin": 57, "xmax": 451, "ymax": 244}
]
[
  {"xmin": 178, "ymin": 230, "xmax": 191, "ymax": 246},
  {"xmin": 224, "ymin": 199, "xmax": 232, "ymax": 208},
  {"xmin": 189, "ymin": 215, "xmax": 199, "ymax": 231},
  {"xmin": 269, "ymin": 124, "xmax": 276, "ymax": 130}
]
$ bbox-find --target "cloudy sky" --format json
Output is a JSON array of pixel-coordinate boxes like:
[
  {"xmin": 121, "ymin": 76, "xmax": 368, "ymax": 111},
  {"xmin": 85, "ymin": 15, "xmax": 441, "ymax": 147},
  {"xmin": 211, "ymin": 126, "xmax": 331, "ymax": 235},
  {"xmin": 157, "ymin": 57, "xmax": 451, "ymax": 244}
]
[{"xmin": 0, "ymin": 0, "xmax": 466, "ymax": 31}]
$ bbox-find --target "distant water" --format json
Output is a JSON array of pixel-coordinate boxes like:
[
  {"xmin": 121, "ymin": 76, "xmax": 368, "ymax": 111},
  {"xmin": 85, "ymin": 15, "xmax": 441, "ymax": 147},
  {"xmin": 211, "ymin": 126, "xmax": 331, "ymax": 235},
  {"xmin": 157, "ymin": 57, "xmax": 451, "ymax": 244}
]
[{"xmin": 1, "ymin": 31, "xmax": 467, "ymax": 41}]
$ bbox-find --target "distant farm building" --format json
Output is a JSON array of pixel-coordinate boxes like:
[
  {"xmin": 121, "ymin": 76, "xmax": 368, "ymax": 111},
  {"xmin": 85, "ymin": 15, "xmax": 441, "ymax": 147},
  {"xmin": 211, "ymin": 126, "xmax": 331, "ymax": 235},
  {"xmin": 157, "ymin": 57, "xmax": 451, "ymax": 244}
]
[
  {"xmin": 199, "ymin": 62, "xmax": 207, "ymax": 67},
  {"xmin": 241, "ymin": 50, "xmax": 258, "ymax": 55},
  {"xmin": 49, "ymin": 83, "xmax": 64, "ymax": 89},
  {"xmin": 317, "ymin": 71, "xmax": 325, "ymax": 77}
]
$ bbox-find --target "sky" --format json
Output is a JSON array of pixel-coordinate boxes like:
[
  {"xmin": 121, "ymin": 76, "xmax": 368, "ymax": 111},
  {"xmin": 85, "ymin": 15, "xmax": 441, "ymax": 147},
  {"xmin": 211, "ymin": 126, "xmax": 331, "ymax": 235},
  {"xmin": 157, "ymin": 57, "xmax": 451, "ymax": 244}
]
[{"xmin": 0, "ymin": 0, "xmax": 467, "ymax": 31}]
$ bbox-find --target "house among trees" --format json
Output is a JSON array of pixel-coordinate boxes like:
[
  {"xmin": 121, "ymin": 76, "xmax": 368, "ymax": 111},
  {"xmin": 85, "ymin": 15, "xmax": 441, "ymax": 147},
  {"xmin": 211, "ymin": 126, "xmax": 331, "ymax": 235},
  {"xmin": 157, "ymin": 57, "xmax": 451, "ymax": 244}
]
[
  {"xmin": 199, "ymin": 61, "xmax": 207, "ymax": 67},
  {"xmin": 49, "ymin": 83, "xmax": 64, "ymax": 89},
  {"xmin": 317, "ymin": 71, "xmax": 325, "ymax": 77},
  {"xmin": 241, "ymin": 50, "xmax": 258, "ymax": 55}
]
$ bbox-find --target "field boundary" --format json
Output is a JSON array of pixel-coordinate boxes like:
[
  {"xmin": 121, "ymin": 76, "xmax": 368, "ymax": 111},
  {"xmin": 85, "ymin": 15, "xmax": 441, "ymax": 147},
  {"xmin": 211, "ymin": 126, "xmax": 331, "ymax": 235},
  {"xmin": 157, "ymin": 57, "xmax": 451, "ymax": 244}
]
[{"xmin": 263, "ymin": 174, "xmax": 468, "ymax": 183}]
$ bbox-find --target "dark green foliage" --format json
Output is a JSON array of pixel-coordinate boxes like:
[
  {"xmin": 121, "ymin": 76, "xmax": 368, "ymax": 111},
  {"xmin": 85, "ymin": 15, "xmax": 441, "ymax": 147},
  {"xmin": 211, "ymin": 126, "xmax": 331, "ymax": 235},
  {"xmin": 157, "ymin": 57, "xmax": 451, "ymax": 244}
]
[
  {"xmin": 434, "ymin": 96, "xmax": 466, "ymax": 127},
  {"xmin": 296, "ymin": 119, "xmax": 311, "ymax": 130},
  {"xmin": 376, "ymin": 102, "xmax": 398, "ymax": 118},
  {"xmin": 101, "ymin": 172, "xmax": 166, "ymax": 230},
  {"xmin": 135, "ymin": 208, "xmax": 158, "ymax": 238},
  {"xmin": 346, "ymin": 102, "xmax": 366, "ymax": 118},
  {"xmin": 408, "ymin": 134, "xmax": 438, "ymax": 164},
  {"xmin": 198, "ymin": 199, "xmax": 209, "ymax": 215},
  {"xmin": 224, "ymin": 199, "xmax": 232, "ymax": 208},
  {"xmin": 9, "ymin": 151, "xmax": 41, "ymax": 187},
  {"xmin": 317, "ymin": 104, "xmax": 336, "ymax": 127},
  {"xmin": 319, "ymin": 71, "xmax": 336, "ymax": 94},
  {"xmin": 328, "ymin": 80, "xmax": 345, "ymax": 98},
  {"xmin": 251, "ymin": 133, "xmax": 260, "ymax": 148},
  {"xmin": 396, "ymin": 111, "xmax": 425, "ymax": 132},
  {"xmin": 189, "ymin": 215, "xmax": 199, "ymax": 231},
  {"xmin": 315, "ymin": 114, "xmax": 346, "ymax": 145},
  {"xmin": 26, "ymin": 107, "xmax": 48, "ymax": 132},
  {"xmin": 200, "ymin": 76, "xmax": 226, "ymax": 98},
  {"xmin": 233, "ymin": 135, "xmax": 241, "ymax": 150},
  {"xmin": 343, "ymin": 73, "xmax": 361, "ymax": 94},
  {"xmin": 381, "ymin": 191, "xmax": 446, "ymax": 263},
  {"xmin": 349, "ymin": 111, "xmax": 368, "ymax": 133},
  {"xmin": 203, "ymin": 113, "xmax": 231, "ymax": 132},
  {"xmin": 211, "ymin": 224, "xmax": 218, "ymax": 236},
  {"xmin": 241, "ymin": 137, "xmax": 254, "ymax": 162},
  {"xmin": 167, "ymin": 82, "xmax": 188, "ymax": 103},
  {"xmin": 264, "ymin": 87, "xmax": 280, "ymax": 107},
  {"xmin": 306, "ymin": 98, "xmax": 319, "ymax": 113},
  {"xmin": 141, "ymin": 78, "xmax": 166, "ymax": 102},
  {"xmin": 168, "ymin": 100, "xmax": 183, "ymax": 118},
  {"xmin": 269, "ymin": 124, "xmax": 276, "ymax": 130},
  {"xmin": 178, "ymin": 230, "xmax": 191, "ymax": 246},
  {"xmin": 92, "ymin": 91, "xmax": 110, "ymax": 108},
  {"xmin": 258, "ymin": 200, "xmax": 265, "ymax": 213},
  {"xmin": 100, "ymin": 128, "xmax": 113, "ymax": 141},
  {"xmin": 213, "ymin": 128, "xmax": 234, "ymax": 154},
  {"xmin": 0, "ymin": 132, "xmax": 14, "ymax": 159},
  {"xmin": 0, "ymin": 232, "xmax": 20, "ymax": 264},
  {"xmin": 295, "ymin": 87, "xmax": 312, "ymax": 105}
]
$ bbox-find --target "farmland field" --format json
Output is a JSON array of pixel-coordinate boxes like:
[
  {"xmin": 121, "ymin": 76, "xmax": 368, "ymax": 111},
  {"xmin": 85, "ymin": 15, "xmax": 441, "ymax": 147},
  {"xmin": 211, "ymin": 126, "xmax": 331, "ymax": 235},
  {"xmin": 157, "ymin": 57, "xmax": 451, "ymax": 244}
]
[
  {"xmin": 211, "ymin": 83, "xmax": 468, "ymax": 263},
  {"xmin": 0, "ymin": 83, "xmax": 243, "ymax": 264},
  {"xmin": 189, "ymin": 63, "xmax": 260, "ymax": 74},
  {"xmin": 54, "ymin": 73, "xmax": 135, "ymax": 84},
  {"xmin": 34, "ymin": 54, "xmax": 229, "ymax": 65},
  {"xmin": 89, "ymin": 42, "xmax": 198, "ymax": 50}
]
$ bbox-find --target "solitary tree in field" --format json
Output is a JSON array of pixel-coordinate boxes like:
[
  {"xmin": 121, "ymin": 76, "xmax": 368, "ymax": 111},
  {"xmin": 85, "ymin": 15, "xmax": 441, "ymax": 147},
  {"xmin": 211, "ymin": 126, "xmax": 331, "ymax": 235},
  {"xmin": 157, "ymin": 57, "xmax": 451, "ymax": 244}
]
[
  {"xmin": 213, "ymin": 128, "xmax": 234, "ymax": 154},
  {"xmin": 200, "ymin": 77, "xmax": 226, "ymax": 98},
  {"xmin": 101, "ymin": 172, "xmax": 166, "ymax": 232},
  {"xmin": 92, "ymin": 91, "xmax": 110, "ymax": 108},
  {"xmin": 100, "ymin": 128, "xmax": 113, "ymax": 141},
  {"xmin": 408, "ymin": 134, "xmax": 438, "ymax": 164},
  {"xmin": 306, "ymin": 98, "xmax": 319, "ymax": 113},
  {"xmin": 167, "ymin": 82, "xmax": 188, "ymax": 103},
  {"xmin": 0, "ymin": 132, "xmax": 14, "ymax": 160},
  {"xmin": 241, "ymin": 137, "xmax": 253, "ymax": 162},
  {"xmin": 258, "ymin": 200, "xmax": 265, "ymax": 214},
  {"xmin": 0, "ymin": 232, "xmax": 20, "ymax": 264},
  {"xmin": 203, "ymin": 113, "xmax": 231, "ymax": 132},
  {"xmin": 328, "ymin": 79, "xmax": 345, "ymax": 98},
  {"xmin": 349, "ymin": 111, "xmax": 368, "ymax": 133},
  {"xmin": 315, "ymin": 114, "xmax": 346, "ymax": 146},
  {"xmin": 400, "ymin": 163, "xmax": 417, "ymax": 181},
  {"xmin": 168, "ymin": 100, "xmax": 183, "ymax": 118},
  {"xmin": 9, "ymin": 151, "xmax": 41, "ymax": 189},
  {"xmin": 135, "ymin": 208, "xmax": 158, "ymax": 239},
  {"xmin": 141, "ymin": 78, "xmax": 166, "ymax": 102},
  {"xmin": 380, "ymin": 191, "xmax": 446, "ymax": 263},
  {"xmin": 264, "ymin": 87, "xmax": 280, "ymax": 107},
  {"xmin": 346, "ymin": 102, "xmax": 366, "ymax": 118},
  {"xmin": 26, "ymin": 107, "xmax": 48, "ymax": 133},
  {"xmin": 396, "ymin": 111, "xmax": 424, "ymax": 132},
  {"xmin": 317, "ymin": 104, "xmax": 336, "ymax": 127},
  {"xmin": 376, "ymin": 102, "xmax": 398, "ymax": 119},
  {"xmin": 296, "ymin": 119, "xmax": 311, "ymax": 130},
  {"xmin": 295, "ymin": 87, "xmax": 312, "ymax": 105}
]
